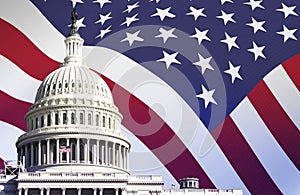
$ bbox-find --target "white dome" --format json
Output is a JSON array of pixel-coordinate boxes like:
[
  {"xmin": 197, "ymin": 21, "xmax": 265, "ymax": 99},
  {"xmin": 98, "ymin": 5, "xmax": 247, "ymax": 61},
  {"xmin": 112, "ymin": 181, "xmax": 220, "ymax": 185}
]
[{"xmin": 34, "ymin": 65, "xmax": 113, "ymax": 105}]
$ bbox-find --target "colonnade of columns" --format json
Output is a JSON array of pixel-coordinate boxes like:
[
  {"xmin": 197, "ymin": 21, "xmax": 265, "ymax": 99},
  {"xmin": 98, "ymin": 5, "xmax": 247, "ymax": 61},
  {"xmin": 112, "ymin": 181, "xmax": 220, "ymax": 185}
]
[
  {"xmin": 18, "ymin": 138, "xmax": 129, "ymax": 171},
  {"xmin": 18, "ymin": 187, "xmax": 125, "ymax": 195}
]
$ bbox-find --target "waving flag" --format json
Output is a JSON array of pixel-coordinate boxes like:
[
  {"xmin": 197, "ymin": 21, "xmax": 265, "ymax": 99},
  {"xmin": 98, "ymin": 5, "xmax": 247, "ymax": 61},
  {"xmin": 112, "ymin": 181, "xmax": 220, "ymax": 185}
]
[{"xmin": 0, "ymin": 0, "xmax": 299, "ymax": 194}]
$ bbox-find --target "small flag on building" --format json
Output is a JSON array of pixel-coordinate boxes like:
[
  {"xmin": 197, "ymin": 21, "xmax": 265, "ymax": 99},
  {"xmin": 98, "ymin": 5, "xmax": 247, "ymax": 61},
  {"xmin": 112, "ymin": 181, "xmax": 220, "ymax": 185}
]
[{"xmin": 59, "ymin": 146, "xmax": 71, "ymax": 153}]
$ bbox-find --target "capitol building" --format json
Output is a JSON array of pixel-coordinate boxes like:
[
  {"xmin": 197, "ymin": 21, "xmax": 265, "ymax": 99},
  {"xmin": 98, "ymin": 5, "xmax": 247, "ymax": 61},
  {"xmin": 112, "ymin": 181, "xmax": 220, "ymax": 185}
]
[{"xmin": 0, "ymin": 10, "xmax": 242, "ymax": 195}]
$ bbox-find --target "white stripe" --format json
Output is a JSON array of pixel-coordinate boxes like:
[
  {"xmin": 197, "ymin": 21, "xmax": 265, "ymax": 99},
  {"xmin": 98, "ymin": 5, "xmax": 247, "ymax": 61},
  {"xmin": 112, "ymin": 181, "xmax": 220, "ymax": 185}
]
[
  {"xmin": 1, "ymin": 0, "xmax": 249, "ymax": 192},
  {"xmin": 0, "ymin": 55, "xmax": 41, "ymax": 103},
  {"xmin": 0, "ymin": 122, "xmax": 24, "ymax": 161},
  {"xmin": 264, "ymin": 65, "xmax": 300, "ymax": 129},
  {"xmin": 0, "ymin": 0, "xmax": 65, "ymax": 62},
  {"xmin": 231, "ymin": 98, "xmax": 300, "ymax": 195}
]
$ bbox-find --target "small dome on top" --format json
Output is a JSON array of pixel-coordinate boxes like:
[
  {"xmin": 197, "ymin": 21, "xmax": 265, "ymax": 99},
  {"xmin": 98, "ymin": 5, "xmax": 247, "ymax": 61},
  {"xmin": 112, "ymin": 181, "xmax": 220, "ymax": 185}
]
[{"xmin": 34, "ymin": 65, "xmax": 113, "ymax": 104}]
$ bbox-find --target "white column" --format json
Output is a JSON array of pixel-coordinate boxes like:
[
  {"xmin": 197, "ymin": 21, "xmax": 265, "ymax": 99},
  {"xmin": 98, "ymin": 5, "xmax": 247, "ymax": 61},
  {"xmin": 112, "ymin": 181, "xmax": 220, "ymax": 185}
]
[
  {"xmin": 24, "ymin": 188, "xmax": 28, "ymax": 195},
  {"xmin": 87, "ymin": 139, "xmax": 90, "ymax": 163},
  {"xmin": 115, "ymin": 188, "xmax": 118, "ymax": 195},
  {"xmin": 40, "ymin": 188, "xmax": 44, "ymax": 195},
  {"xmin": 105, "ymin": 141, "xmax": 108, "ymax": 165},
  {"xmin": 62, "ymin": 188, "xmax": 66, "ymax": 195},
  {"xmin": 56, "ymin": 139, "xmax": 59, "ymax": 164},
  {"xmin": 126, "ymin": 148, "xmax": 129, "ymax": 171},
  {"xmin": 66, "ymin": 138, "xmax": 70, "ymax": 163},
  {"xmin": 101, "ymin": 142, "xmax": 104, "ymax": 164},
  {"xmin": 30, "ymin": 143, "xmax": 34, "ymax": 166},
  {"xmin": 76, "ymin": 138, "xmax": 80, "ymax": 163},
  {"xmin": 78, "ymin": 188, "xmax": 81, "ymax": 195},
  {"xmin": 122, "ymin": 188, "xmax": 127, "ymax": 195},
  {"xmin": 25, "ymin": 145, "xmax": 28, "ymax": 168},
  {"xmin": 18, "ymin": 188, "xmax": 22, "ymax": 195},
  {"xmin": 119, "ymin": 145, "xmax": 122, "ymax": 168},
  {"xmin": 38, "ymin": 141, "xmax": 41, "ymax": 165},
  {"xmin": 46, "ymin": 188, "xmax": 50, "ymax": 195},
  {"xmin": 93, "ymin": 188, "xmax": 97, "ymax": 195},
  {"xmin": 96, "ymin": 140, "xmax": 100, "ymax": 164},
  {"xmin": 46, "ymin": 139, "xmax": 50, "ymax": 164},
  {"xmin": 99, "ymin": 188, "xmax": 103, "ymax": 195},
  {"xmin": 121, "ymin": 146, "xmax": 124, "ymax": 169},
  {"xmin": 112, "ymin": 143, "xmax": 115, "ymax": 166},
  {"xmin": 93, "ymin": 141, "xmax": 97, "ymax": 164}
]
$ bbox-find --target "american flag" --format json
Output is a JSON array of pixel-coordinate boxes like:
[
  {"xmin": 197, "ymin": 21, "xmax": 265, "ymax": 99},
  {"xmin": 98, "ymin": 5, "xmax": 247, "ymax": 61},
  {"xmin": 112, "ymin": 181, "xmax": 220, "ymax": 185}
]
[
  {"xmin": 0, "ymin": 0, "xmax": 299, "ymax": 194},
  {"xmin": 59, "ymin": 146, "xmax": 71, "ymax": 153}
]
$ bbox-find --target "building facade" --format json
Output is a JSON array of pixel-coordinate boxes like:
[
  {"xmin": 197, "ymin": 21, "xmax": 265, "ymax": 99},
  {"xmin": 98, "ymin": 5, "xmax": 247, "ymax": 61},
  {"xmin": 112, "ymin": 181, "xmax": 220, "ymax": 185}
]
[{"xmin": 0, "ymin": 10, "xmax": 242, "ymax": 195}]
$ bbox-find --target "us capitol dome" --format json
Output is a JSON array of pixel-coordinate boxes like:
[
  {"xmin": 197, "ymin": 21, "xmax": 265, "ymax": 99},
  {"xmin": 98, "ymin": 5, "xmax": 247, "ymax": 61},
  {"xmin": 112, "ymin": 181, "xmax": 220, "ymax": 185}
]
[
  {"xmin": 16, "ymin": 11, "xmax": 128, "ymax": 174},
  {"xmin": 0, "ymin": 9, "xmax": 242, "ymax": 195}
]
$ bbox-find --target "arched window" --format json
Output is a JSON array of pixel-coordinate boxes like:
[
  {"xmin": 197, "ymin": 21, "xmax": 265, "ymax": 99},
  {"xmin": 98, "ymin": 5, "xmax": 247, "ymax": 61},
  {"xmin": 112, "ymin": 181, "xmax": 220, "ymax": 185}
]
[
  {"xmin": 47, "ymin": 114, "xmax": 51, "ymax": 126},
  {"xmin": 88, "ymin": 113, "xmax": 92, "ymax": 125},
  {"xmin": 35, "ymin": 117, "xmax": 38, "ymax": 129},
  {"xmin": 79, "ymin": 113, "xmax": 84, "ymax": 124},
  {"xmin": 55, "ymin": 113, "xmax": 59, "ymax": 125},
  {"xmin": 108, "ymin": 117, "xmax": 111, "ymax": 129},
  {"xmin": 96, "ymin": 114, "xmax": 99, "ymax": 126},
  {"xmin": 63, "ymin": 112, "xmax": 67, "ymax": 125},
  {"xmin": 71, "ymin": 112, "xmax": 75, "ymax": 124},
  {"xmin": 41, "ymin": 116, "xmax": 44, "ymax": 128},
  {"xmin": 102, "ymin": 116, "xmax": 106, "ymax": 127}
]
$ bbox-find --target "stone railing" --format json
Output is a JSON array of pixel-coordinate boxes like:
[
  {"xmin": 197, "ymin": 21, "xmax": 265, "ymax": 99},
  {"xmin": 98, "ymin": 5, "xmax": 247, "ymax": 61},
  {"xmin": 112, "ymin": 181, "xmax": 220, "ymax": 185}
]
[
  {"xmin": 163, "ymin": 188, "xmax": 240, "ymax": 194},
  {"xmin": 19, "ymin": 172, "xmax": 128, "ymax": 181},
  {"xmin": 128, "ymin": 175, "xmax": 163, "ymax": 183}
]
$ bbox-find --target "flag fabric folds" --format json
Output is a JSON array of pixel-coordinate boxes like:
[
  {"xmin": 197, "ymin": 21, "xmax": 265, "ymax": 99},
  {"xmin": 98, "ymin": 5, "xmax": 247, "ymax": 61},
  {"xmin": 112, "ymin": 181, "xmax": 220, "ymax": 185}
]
[{"xmin": 0, "ymin": 0, "xmax": 299, "ymax": 194}]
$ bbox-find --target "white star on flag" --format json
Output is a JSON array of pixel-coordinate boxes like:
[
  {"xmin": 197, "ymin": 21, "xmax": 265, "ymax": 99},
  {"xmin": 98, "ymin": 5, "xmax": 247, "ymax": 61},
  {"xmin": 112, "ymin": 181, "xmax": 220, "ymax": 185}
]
[
  {"xmin": 277, "ymin": 25, "xmax": 297, "ymax": 42},
  {"xmin": 151, "ymin": 7, "xmax": 176, "ymax": 21},
  {"xmin": 193, "ymin": 53, "xmax": 214, "ymax": 74},
  {"xmin": 216, "ymin": 10, "xmax": 236, "ymax": 25},
  {"xmin": 95, "ymin": 12, "xmax": 112, "ymax": 25},
  {"xmin": 121, "ymin": 30, "xmax": 144, "ymax": 46},
  {"xmin": 121, "ymin": 14, "xmax": 139, "ymax": 27},
  {"xmin": 224, "ymin": 61, "xmax": 243, "ymax": 84},
  {"xmin": 122, "ymin": 2, "xmax": 139, "ymax": 13},
  {"xmin": 220, "ymin": 32, "xmax": 239, "ymax": 51},
  {"xmin": 246, "ymin": 17, "xmax": 266, "ymax": 34},
  {"xmin": 186, "ymin": 6, "xmax": 206, "ymax": 20},
  {"xmin": 248, "ymin": 41, "xmax": 266, "ymax": 61},
  {"xmin": 95, "ymin": 25, "xmax": 111, "ymax": 39},
  {"xmin": 157, "ymin": 51, "xmax": 181, "ymax": 69},
  {"xmin": 190, "ymin": 28, "xmax": 210, "ymax": 45},
  {"xmin": 196, "ymin": 85, "xmax": 217, "ymax": 109},
  {"xmin": 155, "ymin": 27, "xmax": 177, "ymax": 43},
  {"xmin": 276, "ymin": 3, "xmax": 298, "ymax": 18},
  {"xmin": 244, "ymin": 0, "xmax": 265, "ymax": 11}
]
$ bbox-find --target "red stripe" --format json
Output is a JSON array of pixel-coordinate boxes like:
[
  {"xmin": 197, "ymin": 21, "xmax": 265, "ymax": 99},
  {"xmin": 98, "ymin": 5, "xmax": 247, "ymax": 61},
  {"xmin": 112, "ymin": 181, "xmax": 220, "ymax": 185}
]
[
  {"xmin": 0, "ymin": 19, "xmax": 58, "ymax": 80},
  {"xmin": 0, "ymin": 91, "xmax": 30, "ymax": 131},
  {"xmin": 213, "ymin": 117, "xmax": 282, "ymax": 194},
  {"xmin": 248, "ymin": 81, "xmax": 300, "ymax": 170},
  {"xmin": 282, "ymin": 54, "xmax": 300, "ymax": 91},
  {"xmin": 102, "ymin": 74, "xmax": 215, "ymax": 188}
]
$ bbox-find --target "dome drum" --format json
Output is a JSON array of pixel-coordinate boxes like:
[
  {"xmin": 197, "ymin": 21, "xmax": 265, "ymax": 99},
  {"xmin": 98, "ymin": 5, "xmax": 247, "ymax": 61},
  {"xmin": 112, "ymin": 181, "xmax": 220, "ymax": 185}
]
[{"xmin": 16, "ymin": 132, "xmax": 130, "ymax": 173}]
